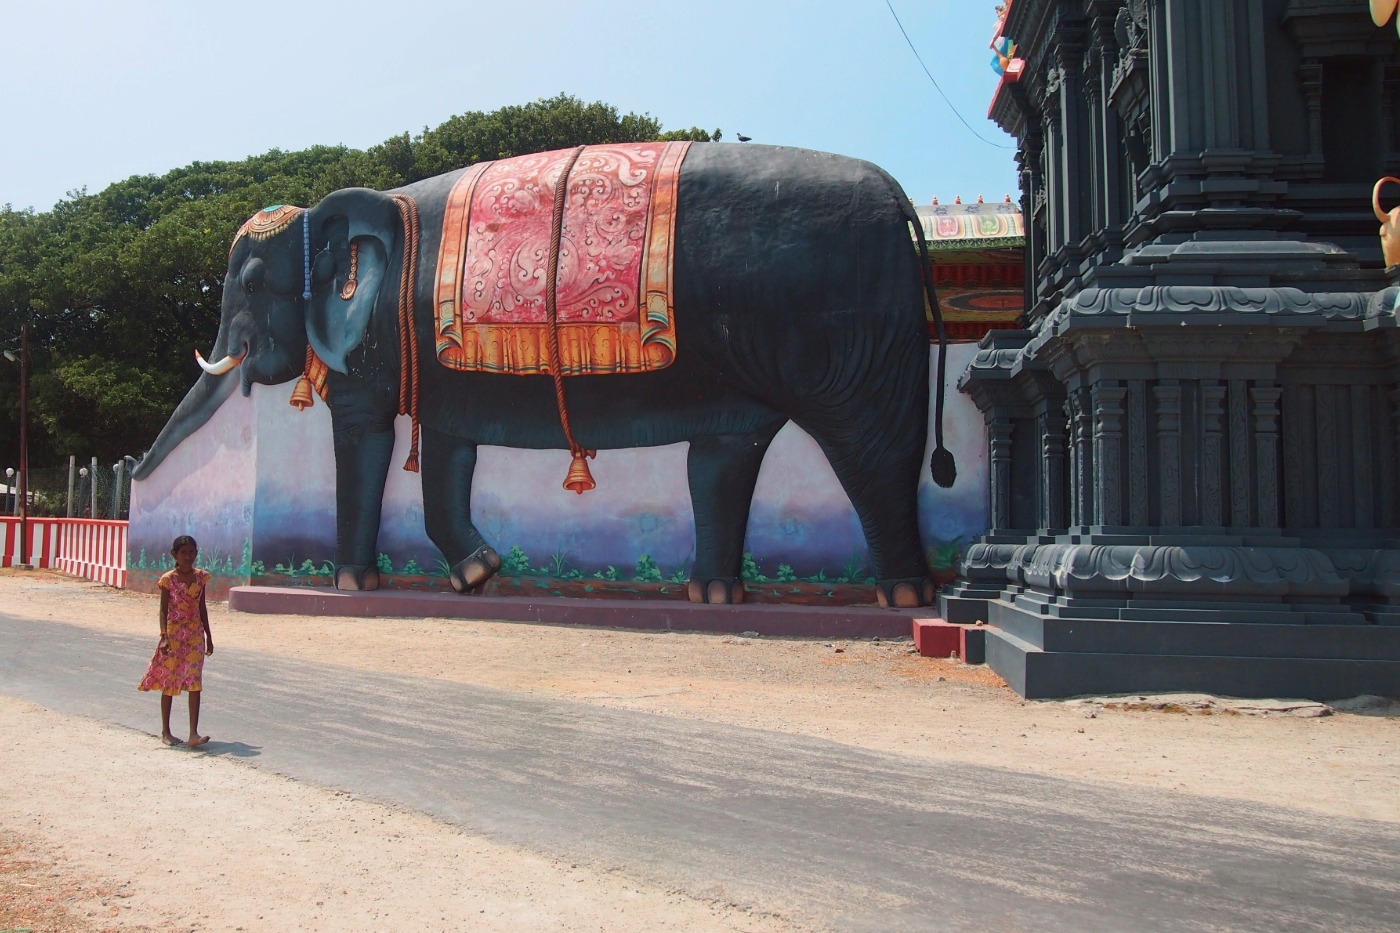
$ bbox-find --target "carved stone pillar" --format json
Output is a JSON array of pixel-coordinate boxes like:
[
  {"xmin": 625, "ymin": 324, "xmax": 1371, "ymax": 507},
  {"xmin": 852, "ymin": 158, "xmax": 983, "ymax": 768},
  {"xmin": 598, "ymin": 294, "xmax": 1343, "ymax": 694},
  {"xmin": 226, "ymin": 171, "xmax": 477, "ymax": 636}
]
[
  {"xmin": 1042, "ymin": 70, "xmax": 1065, "ymax": 255},
  {"xmin": 1040, "ymin": 408, "xmax": 1068, "ymax": 531},
  {"xmin": 1352, "ymin": 385, "xmax": 1375, "ymax": 531},
  {"xmin": 989, "ymin": 417, "xmax": 1015, "ymax": 532},
  {"xmin": 1201, "ymin": 382, "xmax": 1227, "ymax": 527},
  {"xmin": 1301, "ymin": 60, "xmax": 1323, "ymax": 161},
  {"xmin": 1154, "ymin": 382, "xmax": 1183, "ymax": 526},
  {"xmin": 1389, "ymin": 387, "xmax": 1400, "ymax": 524},
  {"xmin": 1127, "ymin": 379, "xmax": 1149, "ymax": 525},
  {"xmin": 1229, "ymin": 379, "xmax": 1251, "ymax": 528},
  {"xmin": 1092, "ymin": 383, "xmax": 1127, "ymax": 526},
  {"xmin": 1252, "ymin": 385, "xmax": 1282, "ymax": 530},
  {"xmin": 1069, "ymin": 389, "xmax": 1094, "ymax": 526},
  {"xmin": 1315, "ymin": 385, "xmax": 1339, "ymax": 528},
  {"xmin": 1385, "ymin": 62, "xmax": 1400, "ymax": 175},
  {"xmin": 1377, "ymin": 383, "xmax": 1398, "ymax": 529}
]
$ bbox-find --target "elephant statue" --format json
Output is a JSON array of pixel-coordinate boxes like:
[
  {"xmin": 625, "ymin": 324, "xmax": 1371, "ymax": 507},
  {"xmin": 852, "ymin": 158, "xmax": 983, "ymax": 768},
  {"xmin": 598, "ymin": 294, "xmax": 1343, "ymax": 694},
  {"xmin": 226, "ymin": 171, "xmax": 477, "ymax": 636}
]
[{"xmin": 133, "ymin": 142, "xmax": 955, "ymax": 608}]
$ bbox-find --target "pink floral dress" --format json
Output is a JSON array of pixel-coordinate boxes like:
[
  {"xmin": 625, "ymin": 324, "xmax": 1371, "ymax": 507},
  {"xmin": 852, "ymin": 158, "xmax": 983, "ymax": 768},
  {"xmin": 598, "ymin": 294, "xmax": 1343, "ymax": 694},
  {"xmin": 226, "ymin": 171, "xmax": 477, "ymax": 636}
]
[{"xmin": 138, "ymin": 569, "xmax": 210, "ymax": 696}]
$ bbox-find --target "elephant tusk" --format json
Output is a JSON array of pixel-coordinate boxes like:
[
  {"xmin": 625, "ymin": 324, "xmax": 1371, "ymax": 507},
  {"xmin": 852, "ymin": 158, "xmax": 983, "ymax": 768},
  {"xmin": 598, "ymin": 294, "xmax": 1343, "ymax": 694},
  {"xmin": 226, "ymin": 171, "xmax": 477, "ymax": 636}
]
[{"xmin": 195, "ymin": 347, "xmax": 246, "ymax": 375}]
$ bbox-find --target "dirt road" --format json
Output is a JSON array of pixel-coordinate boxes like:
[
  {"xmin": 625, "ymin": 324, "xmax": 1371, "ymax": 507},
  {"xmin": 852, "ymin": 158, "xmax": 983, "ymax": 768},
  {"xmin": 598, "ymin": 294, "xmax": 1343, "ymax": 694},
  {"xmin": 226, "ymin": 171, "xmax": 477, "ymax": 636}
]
[{"xmin": 1, "ymin": 569, "xmax": 1396, "ymax": 931}]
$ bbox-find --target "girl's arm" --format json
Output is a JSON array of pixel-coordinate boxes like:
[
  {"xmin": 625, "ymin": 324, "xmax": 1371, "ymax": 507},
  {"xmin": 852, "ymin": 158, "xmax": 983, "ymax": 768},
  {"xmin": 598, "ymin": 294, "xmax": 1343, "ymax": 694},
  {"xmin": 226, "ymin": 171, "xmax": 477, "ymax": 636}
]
[
  {"xmin": 158, "ymin": 588, "xmax": 170, "ymax": 651},
  {"xmin": 201, "ymin": 580, "xmax": 213, "ymax": 655}
]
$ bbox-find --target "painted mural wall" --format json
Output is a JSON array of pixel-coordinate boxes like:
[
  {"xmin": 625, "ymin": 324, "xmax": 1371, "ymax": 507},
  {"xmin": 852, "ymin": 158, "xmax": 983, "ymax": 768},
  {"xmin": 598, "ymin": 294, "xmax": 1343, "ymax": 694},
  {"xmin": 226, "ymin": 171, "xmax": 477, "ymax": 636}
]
[{"xmin": 129, "ymin": 343, "xmax": 988, "ymax": 600}]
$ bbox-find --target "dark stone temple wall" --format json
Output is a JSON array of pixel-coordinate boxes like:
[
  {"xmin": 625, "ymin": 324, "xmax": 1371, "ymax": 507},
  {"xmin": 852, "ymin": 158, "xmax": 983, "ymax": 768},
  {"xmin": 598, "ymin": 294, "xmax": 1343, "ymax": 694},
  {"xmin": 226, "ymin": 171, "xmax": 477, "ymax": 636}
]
[{"xmin": 944, "ymin": 0, "xmax": 1400, "ymax": 697}]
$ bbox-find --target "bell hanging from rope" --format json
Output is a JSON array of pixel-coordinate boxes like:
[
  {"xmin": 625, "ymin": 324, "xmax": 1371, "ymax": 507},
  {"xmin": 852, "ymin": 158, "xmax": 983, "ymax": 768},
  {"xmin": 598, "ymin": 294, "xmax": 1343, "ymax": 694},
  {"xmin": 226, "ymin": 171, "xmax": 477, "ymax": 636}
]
[
  {"xmin": 289, "ymin": 376, "xmax": 316, "ymax": 411},
  {"xmin": 562, "ymin": 449, "xmax": 597, "ymax": 494}
]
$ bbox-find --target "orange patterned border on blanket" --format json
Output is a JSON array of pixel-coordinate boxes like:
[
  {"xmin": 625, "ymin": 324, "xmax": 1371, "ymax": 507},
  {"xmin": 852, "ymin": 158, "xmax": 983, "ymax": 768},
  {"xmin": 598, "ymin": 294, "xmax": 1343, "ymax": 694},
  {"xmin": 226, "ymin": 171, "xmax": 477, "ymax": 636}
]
[{"xmin": 434, "ymin": 142, "xmax": 691, "ymax": 376}]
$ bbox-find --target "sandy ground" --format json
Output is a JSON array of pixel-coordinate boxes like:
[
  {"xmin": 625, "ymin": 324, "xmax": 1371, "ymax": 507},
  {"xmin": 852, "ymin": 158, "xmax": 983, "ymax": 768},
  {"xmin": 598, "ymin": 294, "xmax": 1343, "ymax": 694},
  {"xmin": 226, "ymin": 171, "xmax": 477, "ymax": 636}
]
[{"xmin": 1, "ymin": 568, "xmax": 1397, "ymax": 932}]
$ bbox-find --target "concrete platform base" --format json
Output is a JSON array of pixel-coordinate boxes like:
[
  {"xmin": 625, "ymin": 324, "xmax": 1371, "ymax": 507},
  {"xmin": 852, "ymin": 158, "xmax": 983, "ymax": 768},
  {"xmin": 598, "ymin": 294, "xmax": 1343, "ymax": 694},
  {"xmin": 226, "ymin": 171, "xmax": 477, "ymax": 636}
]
[
  {"xmin": 228, "ymin": 586, "xmax": 919, "ymax": 639},
  {"xmin": 983, "ymin": 599, "xmax": 1400, "ymax": 700}
]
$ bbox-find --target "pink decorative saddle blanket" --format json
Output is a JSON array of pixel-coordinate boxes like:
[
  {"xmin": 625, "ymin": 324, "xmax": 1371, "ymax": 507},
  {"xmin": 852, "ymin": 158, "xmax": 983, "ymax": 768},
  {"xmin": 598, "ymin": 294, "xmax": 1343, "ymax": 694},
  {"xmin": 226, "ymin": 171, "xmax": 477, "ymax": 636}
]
[{"xmin": 434, "ymin": 142, "xmax": 691, "ymax": 376}]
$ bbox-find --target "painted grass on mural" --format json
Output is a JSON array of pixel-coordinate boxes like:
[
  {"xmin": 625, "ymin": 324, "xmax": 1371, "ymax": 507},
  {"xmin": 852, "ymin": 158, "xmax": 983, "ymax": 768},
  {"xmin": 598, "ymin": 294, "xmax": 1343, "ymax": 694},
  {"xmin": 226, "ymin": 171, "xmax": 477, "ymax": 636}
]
[{"xmin": 127, "ymin": 537, "xmax": 964, "ymax": 605}]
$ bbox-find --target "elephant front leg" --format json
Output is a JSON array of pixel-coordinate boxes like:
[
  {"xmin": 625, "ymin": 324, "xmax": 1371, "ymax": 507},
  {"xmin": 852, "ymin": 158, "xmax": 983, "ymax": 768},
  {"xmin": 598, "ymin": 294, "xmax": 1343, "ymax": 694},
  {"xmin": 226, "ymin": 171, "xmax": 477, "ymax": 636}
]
[
  {"xmin": 686, "ymin": 427, "xmax": 782, "ymax": 605},
  {"xmin": 420, "ymin": 427, "xmax": 500, "ymax": 594},
  {"xmin": 330, "ymin": 407, "xmax": 397, "ymax": 591}
]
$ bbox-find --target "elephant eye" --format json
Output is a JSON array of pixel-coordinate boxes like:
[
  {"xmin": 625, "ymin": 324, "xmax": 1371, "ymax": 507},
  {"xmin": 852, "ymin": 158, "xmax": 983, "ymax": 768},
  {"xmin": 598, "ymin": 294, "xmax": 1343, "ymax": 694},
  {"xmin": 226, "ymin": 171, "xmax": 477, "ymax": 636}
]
[{"xmin": 241, "ymin": 257, "xmax": 266, "ymax": 296}]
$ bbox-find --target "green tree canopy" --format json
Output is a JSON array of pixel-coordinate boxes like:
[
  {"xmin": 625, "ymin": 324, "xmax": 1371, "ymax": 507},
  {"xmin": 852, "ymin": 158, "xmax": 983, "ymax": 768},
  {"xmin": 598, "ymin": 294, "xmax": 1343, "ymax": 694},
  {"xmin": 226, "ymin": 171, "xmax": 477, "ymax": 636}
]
[{"xmin": 0, "ymin": 95, "xmax": 720, "ymax": 470}]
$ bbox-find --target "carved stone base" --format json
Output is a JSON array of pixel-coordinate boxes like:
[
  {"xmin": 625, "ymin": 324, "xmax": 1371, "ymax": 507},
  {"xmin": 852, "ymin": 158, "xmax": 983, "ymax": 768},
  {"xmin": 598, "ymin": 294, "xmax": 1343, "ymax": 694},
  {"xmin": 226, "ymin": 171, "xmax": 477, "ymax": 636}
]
[
  {"xmin": 984, "ymin": 600, "xmax": 1400, "ymax": 700},
  {"xmin": 953, "ymin": 537, "xmax": 1400, "ymax": 697},
  {"xmin": 1318, "ymin": 547, "xmax": 1400, "ymax": 624}
]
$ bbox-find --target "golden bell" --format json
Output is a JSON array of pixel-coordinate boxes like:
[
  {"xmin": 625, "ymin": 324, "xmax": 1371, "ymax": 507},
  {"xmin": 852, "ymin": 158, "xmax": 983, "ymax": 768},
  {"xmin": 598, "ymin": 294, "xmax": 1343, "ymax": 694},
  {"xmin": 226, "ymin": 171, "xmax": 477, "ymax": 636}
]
[
  {"xmin": 289, "ymin": 376, "xmax": 316, "ymax": 411},
  {"xmin": 1375, "ymin": 177, "xmax": 1400, "ymax": 268},
  {"xmin": 562, "ymin": 449, "xmax": 597, "ymax": 494}
]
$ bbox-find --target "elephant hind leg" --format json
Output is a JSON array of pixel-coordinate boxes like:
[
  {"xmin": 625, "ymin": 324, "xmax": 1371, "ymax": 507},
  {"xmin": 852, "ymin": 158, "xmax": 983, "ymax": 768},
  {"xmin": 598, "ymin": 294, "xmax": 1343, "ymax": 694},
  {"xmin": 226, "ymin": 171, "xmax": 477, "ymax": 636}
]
[
  {"xmin": 793, "ymin": 399, "xmax": 932, "ymax": 607},
  {"xmin": 449, "ymin": 545, "xmax": 502, "ymax": 594},
  {"xmin": 686, "ymin": 425, "xmax": 783, "ymax": 605},
  {"xmin": 420, "ymin": 427, "xmax": 500, "ymax": 595},
  {"xmin": 875, "ymin": 577, "xmax": 936, "ymax": 609}
]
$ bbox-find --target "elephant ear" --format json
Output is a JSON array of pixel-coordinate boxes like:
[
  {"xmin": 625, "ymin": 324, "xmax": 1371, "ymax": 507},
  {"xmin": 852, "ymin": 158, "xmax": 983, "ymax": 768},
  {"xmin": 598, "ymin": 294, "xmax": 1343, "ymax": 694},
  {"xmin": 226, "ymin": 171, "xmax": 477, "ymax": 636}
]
[{"xmin": 306, "ymin": 188, "xmax": 400, "ymax": 374}]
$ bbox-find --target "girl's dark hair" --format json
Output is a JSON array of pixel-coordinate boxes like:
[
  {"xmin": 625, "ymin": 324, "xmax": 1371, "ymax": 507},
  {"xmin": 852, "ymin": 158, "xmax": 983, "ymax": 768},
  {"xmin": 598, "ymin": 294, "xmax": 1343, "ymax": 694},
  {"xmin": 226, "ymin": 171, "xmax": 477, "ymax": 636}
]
[{"xmin": 171, "ymin": 535, "xmax": 198, "ymax": 553}]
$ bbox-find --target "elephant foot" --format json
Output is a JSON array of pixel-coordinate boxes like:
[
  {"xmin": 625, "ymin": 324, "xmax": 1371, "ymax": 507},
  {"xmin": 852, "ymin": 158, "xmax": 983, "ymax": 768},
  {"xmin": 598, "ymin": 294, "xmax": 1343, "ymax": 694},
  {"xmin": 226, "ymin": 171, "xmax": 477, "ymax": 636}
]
[
  {"xmin": 686, "ymin": 577, "xmax": 746, "ymax": 605},
  {"xmin": 875, "ymin": 576, "xmax": 936, "ymax": 609},
  {"xmin": 335, "ymin": 565, "xmax": 381, "ymax": 592},
  {"xmin": 449, "ymin": 546, "xmax": 502, "ymax": 594}
]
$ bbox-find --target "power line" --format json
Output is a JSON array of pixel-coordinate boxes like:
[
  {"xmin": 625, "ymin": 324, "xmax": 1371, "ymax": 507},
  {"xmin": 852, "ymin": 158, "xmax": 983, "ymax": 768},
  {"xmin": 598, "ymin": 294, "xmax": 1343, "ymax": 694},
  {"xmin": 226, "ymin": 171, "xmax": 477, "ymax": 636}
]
[{"xmin": 883, "ymin": 0, "xmax": 1012, "ymax": 150}]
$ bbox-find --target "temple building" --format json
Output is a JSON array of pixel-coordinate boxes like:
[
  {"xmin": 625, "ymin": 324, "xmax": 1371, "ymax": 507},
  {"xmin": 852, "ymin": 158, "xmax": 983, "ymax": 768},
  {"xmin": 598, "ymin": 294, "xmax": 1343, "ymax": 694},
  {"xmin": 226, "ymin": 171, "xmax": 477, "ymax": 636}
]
[{"xmin": 942, "ymin": 0, "xmax": 1400, "ymax": 698}]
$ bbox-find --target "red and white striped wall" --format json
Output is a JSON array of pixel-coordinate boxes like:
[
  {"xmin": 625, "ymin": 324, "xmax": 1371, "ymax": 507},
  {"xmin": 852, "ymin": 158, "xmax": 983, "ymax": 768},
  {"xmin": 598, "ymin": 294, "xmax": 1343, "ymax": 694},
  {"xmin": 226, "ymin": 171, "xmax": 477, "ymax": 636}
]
[
  {"xmin": 0, "ymin": 517, "xmax": 62, "ymax": 569},
  {"xmin": 1, "ymin": 517, "xmax": 128, "ymax": 588},
  {"xmin": 54, "ymin": 520, "xmax": 128, "ymax": 588}
]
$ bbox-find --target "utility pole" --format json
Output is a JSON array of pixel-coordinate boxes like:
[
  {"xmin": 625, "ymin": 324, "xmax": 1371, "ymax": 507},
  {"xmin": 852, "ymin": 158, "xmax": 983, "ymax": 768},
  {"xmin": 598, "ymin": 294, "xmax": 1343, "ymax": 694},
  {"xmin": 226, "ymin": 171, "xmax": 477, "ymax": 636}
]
[
  {"xmin": 4, "ymin": 320, "xmax": 29, "ymax": 566},
  {"xmin": 17, "ymin": 321, "xmax": 28, "ymax": 566}
]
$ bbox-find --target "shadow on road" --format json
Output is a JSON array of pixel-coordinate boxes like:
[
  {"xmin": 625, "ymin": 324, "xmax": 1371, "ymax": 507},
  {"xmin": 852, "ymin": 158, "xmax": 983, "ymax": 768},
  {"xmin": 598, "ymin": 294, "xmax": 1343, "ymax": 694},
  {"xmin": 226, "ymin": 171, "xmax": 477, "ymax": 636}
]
[{"xmin": 201, "ymin": 740, "xmax": 263, "ymax": 758}]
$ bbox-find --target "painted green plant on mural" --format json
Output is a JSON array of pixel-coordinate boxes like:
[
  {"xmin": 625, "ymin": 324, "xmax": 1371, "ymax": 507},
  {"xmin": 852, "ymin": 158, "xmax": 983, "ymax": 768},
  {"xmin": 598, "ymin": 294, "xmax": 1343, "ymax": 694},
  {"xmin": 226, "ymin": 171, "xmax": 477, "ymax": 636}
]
[
  {"xmin": 130, "ymin": 538, "xmax": 266, "ymax": 577},
  {"xmin": 927, "ymin": 537, "xmax": 964, "ymax": 570},
  {"xmin": 208, "ymin": 537, "xmax": 964, "ymax": 585}
]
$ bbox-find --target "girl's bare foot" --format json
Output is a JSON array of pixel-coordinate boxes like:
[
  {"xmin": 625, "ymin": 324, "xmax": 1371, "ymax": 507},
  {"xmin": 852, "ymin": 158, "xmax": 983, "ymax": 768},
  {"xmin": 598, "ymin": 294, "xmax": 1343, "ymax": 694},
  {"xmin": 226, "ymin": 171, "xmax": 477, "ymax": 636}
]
[
  {"xmin": 188, "ymin": 735, "xmax": 210, "ymax": 748},
  {"xmin": 162, "ymin": 734, "xmax": 183, "ymax": 747}
]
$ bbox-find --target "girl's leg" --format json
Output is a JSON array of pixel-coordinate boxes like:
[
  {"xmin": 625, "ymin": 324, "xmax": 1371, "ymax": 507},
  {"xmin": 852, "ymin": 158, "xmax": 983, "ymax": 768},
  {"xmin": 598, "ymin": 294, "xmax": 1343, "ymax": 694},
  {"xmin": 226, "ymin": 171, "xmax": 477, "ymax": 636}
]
[
  {"xmin": 160, "ymin": 694, "xmax": 180, "ymax": 746},
  {"xmin": 188, "ymin": 690, "xmax": 208, "ymax": 747}
]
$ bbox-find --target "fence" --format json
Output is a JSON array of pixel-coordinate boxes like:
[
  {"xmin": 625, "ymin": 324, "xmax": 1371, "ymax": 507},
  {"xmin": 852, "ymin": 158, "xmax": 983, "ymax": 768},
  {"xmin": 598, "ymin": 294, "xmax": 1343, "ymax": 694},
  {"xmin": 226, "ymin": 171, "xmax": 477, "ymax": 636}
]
[
  {"xmin": 0, "ymin": 517, "xmax": 62, "ymax": 568},
  {"xmin": 1, "ymin": 456, "xmax": 135, "ymax": 520},
  {"xmin": 0, "ymin": 516, "xmax": 127, "ymax": 587}
]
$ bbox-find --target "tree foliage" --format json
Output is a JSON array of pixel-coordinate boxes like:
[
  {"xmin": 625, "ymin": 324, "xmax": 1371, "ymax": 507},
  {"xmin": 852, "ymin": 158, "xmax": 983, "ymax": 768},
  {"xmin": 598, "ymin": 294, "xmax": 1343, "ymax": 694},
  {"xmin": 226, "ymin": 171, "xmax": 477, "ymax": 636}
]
[{"xmin": 0, "ymin": 96, "xmax": 719, "ymax": 468}]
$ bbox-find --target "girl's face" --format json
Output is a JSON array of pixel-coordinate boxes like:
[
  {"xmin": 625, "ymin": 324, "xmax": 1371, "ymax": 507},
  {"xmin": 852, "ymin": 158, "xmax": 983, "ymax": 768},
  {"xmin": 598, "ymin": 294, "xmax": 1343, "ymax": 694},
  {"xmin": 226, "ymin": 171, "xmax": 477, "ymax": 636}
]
[{"xmin": 173, "ymin": 544, "xmax": 198, "ymax": 572}]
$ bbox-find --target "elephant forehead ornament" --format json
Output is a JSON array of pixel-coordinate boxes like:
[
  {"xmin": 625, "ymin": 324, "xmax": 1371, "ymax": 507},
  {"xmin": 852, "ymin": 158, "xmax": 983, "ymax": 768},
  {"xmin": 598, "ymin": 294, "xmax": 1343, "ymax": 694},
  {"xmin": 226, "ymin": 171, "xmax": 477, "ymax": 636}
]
[{"xmin": 234, "ymin": 204, "xmax": 303, "ymax": 243}]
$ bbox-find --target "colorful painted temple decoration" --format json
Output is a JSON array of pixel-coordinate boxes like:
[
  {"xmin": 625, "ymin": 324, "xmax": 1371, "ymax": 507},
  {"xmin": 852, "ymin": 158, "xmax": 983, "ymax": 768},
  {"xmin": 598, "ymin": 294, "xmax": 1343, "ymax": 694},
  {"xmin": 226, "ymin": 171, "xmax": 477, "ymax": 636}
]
[{"xmin": 916, "ymin": 198, "xmax": 1025, "ymax": 343}]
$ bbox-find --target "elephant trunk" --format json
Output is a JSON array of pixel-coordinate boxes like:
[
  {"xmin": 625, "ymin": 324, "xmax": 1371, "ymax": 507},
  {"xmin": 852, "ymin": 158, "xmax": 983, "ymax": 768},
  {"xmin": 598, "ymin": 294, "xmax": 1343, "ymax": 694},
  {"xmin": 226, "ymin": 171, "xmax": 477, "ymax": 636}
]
[{"xmin": 132, "ymin": 324, "xmax": 241, "ymax": 482}]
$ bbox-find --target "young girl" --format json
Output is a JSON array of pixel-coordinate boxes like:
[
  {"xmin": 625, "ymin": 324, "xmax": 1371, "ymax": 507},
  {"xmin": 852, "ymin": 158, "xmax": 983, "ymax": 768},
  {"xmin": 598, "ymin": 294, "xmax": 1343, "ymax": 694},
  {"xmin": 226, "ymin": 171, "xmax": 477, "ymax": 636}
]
[{"xmin": 138, "ymin": 535, "xmax": 215, "ymax": 747}]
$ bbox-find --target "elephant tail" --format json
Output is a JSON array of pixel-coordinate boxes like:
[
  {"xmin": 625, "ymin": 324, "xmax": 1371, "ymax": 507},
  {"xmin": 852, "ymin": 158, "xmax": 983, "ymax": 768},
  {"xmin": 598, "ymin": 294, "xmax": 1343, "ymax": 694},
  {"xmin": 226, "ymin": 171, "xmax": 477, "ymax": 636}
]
[{"xmin": 902, "ymin": 197, "xmax": 956, "ymax": 489}]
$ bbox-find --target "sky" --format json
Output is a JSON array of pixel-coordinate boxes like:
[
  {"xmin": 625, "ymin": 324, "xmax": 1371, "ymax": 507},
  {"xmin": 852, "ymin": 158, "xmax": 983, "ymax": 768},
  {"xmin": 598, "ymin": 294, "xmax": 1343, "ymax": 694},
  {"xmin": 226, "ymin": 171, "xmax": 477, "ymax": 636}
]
[{"xmin": 0, "ymin": 1, "xmax": 1019, "ymax": 214}]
